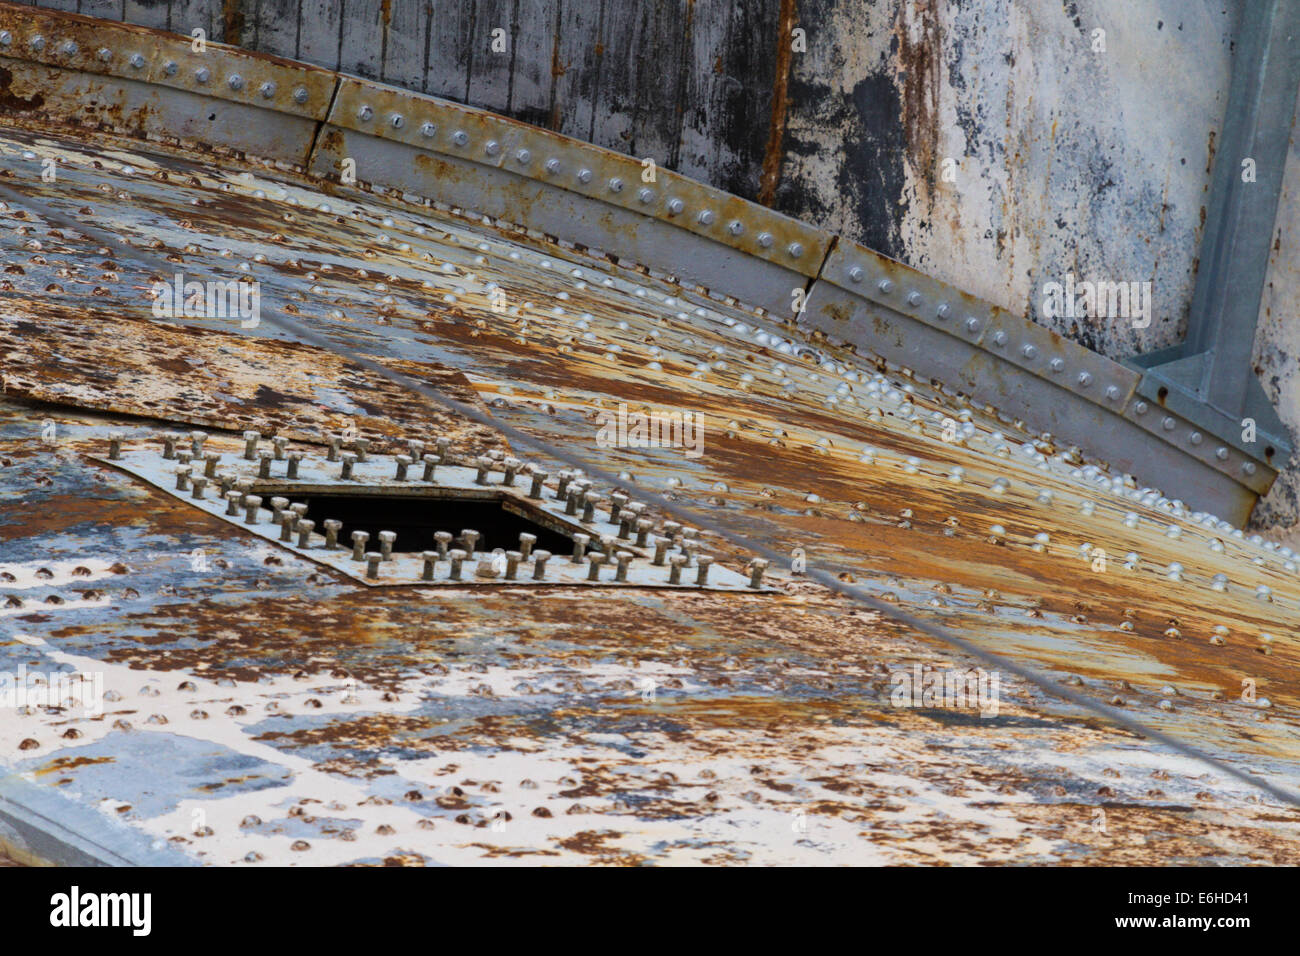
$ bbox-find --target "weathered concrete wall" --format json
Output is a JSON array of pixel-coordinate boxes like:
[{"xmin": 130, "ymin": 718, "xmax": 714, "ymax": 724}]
[{"xmin": 17, "ymin": 0, "xmax": 1298, "ymax": 528}]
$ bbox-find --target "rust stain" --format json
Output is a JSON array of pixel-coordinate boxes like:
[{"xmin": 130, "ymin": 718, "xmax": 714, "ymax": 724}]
[
  {"xmin": 895, "ymin": 0, "xmax": 942, "ymax": 199},
  {"xmin": 757, "ymin": 0, "xmax": 798, "ymax": 207}
]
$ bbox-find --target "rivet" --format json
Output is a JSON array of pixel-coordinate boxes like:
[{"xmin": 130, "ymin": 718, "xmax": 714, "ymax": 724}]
[
  {"xmin": 296, "ymin": 520, "xmax": 315, "ymax": 548},
  {"xmin": 666, "ymin": 198, "xmax": 684, "ymax": 215},
  {"xmin": 340, "ymin": 453, "xmax": 357, "ymax": 480},
  {"xmin": 30, "ymin": 35, "xmax": 45, "ymax": 52},
  {"xmin": 293, "ymin": 86, "xmax": 308, "ymax": 104},
  {"xmin": 877, "ymin": 279, "xmax": 894, "ymax": 294},
  {"xmin": 787, "ymin": 242, "xmax": 805, "ymax": 258},
  {"xmin": 637, "ymin": 187, "xmax": 654, "ymax": 203},
  {"xmin": 505, "ymin": 550, "xmax": 522, "ymax": 580},
  {"xmin": 365, "ymin": 553, "xmax": 382, "ymax": 579},
  {"xmin": 516, "ymin": 148, "xmax": 532, "ymax": 164},
  {"xmin": 244, "ymin": 496, "xmax": 263, "ymax": 524},
  {"xmin": 1134, "ymin": 401, "xmax": 1148, "ymax": 414},
  {"xmin": 697, "ymin": 210, "xmax": 715, "ymax": 225},
  {"xmin": 420, "ymin": 551, "xmax": 437, "ymax": 581},
  {"xmin": 378, "ymin": 530, "xmax": 397, "ymax": 560},
  {"xmin": 434, "ymin": 531, "xmax": 453, "ymax": 558},
  {"xmin": 936, "ymin": 303, "xmax": 951, "ymax": 320},
  {"xmin": 528, "ymin": 470, "xmax": 548, "ymax": 498},
  {"xmin": 576, "ymin": 168, "xmax": 593, "ymax": 183},
  {"xmin": 727, "ymin": 220, "xmax": 743, "ymax": 235},
  {"xmin": 965, "ymin": 317, "xmax": 980, "ymax": 333},
  {"xmin": 1215, "ymin": 446, "xmax": 1229, "ymax": 461},
  {"xmin": 503, "ymin": 457, "xmax": 521, "ymax": 486},
  {"xmin": 1105, "ymin": 385, "xmax": 1120, "ymax": 400},
  {"xmin": 608, "ymin": 177, "xmax": 624, "ymax": 192},
  {"xmin": 848, "ymin": 267, "xmax": 864, "ymax": 283},
  {"xmin": 992, "ymin": 331, "xmax": 1007, "ymax": 347},
  {"xmin": 228, "ymin": 74, "xmax": 244, "ymax": 91},
  {"xmin": 164, "ymin": 60, "xmax": 178, "ymax": 76},
  {"xmin": 461, "ymin": 529, "xmax": 480, "ymax": 557},
  {"xmin": 1162, "ymin": 417, "xmax": 1176, "ymax": 431},
  {"xmin": 0, "ymin": 32, "xmax": 11, "ymax": 47},
  {"xmin": 747, "ymin": 558, "xmax": 769, "ymax": 588},
  {"xmin": 546, "ymin": 158, "xmax": 561, "ymax": 173},
  {"xmin": 571, "ymin": 534, "xmax": 590, "ymax": 564},
  {"xmin": 421, "ymin": 121, "xmax": 437, "ymax": 138},
  {"xmin": 668, "ymin": 554, "xmax": 688, "ymax": 584},
  {"xmin": 518, "ymin": 533, "xmax": 537, "ymax": 560},
  {"xmin": 129, "ymin": 53, "xmax": 145, "ymax": 69},
  {"xmin": 62, "ymin": 41, "xmax": 78, "ymax": 56},
  {"xmin": 586, "ymin": 553, "xmax": 607, "ymax": 581},
  {"xmin": 1243, "ymin": 462, "xmax": 1257, "ymax": 475},
  {"xmin": 97, "ymin": 47, "xmax": 112, "ymax": 63},
  {"xmin": 484, "ymin": 138, "xmax": 499, "ymax": 154},
  {"xmin": 351, "ymin": 531, "xmax": 369, "ymax": 561},
  {"xmin": 907, "ymin": 290, "xmax": 922, "ymax": 306},
  {"xmin": 1190, "ymin": 431, "xmax": 1203, "ymax": 445},
  {"xmin": 395, "ymin": 455, "xmax": 412, "ymax": 481},
  {"xmin": 757, "ymin": 232, "xmax": 774, "ymax": 248},
  {"xmin": 1021, "ymin": 344, "xmax": 1037, "ymax": 359},
  {"xmin": 1049, "ymin": 358, "xmax": 1064, "ymax": 372},
  {"xmin": 260, "ymin": 81, "xmax": 276, "ymax": 99},
  {"xmin": 108, "ymin": 432, "xmax": 124, "ymax": 460},
  {"xmin": 448, "ymin": 549, "xmax": 467, "ymax": 579},
  {"xmin": 191, "ymin": 477, "xmax": 208, "ymax": 500},
  {"xmin": 1077, "ymin": 371, "xmax": 1093, "ymax": 387},
  {"xmin": 532, "ymin": 550, "xmax": 552, "ymax": 580},
  {"xmin": 242, "ymin": 431, "xmax": 260, "ymax": 460},
  {"xmin": 358, "ymin": 105, "xmax": 374, "ymax": 121},
  {"xmin": 323, "ymin": 519, "xmax": 342, "ymax": 549}
]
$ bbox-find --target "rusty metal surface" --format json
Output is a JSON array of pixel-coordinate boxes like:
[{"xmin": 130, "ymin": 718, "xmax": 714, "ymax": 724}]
[{"xmin": 1, "ymin": 10, "xmax": 1299, "ymax": 866}]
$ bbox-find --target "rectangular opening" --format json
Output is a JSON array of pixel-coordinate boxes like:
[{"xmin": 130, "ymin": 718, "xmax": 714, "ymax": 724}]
[{"xmin": 295, "ymin": 493, "xmax": 574, "ymax": 555}]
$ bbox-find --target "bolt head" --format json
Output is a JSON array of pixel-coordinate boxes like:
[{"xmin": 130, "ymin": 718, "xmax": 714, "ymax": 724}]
[{"xmin": 228, "ymin": 74, "xmax": 244, "ymax": 91}]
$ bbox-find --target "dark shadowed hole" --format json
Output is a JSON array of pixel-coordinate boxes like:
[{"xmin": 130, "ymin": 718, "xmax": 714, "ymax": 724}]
[{"xmin": 297, "ymin": 494, "xmax": 572, "ymax": 555}]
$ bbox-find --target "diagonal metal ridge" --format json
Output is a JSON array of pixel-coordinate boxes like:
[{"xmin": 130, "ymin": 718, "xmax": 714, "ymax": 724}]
[{"xmin": 2, "ymin": 173, "xmax": 1296, "ymax": 812}]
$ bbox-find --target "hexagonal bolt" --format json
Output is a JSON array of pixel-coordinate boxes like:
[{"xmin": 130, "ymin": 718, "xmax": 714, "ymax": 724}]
[
  {"xmin": 177, "ymin": 450, "xmax": 193, "ymax": 466},
  {"xmin": 186, "ymin": 476, "xmax": 207, "ymax": 501},
  {"xmin": 668, "ymin": 554, "xmax": 688, "ymax": 584},
  {"xmin": 653, "ymin": 538, "xmax": 670, "ymax": 566},
  {"xmin": 244, "ymin": 496, "xmax": 263, "ymax": 524},
  {"xmin": 448, "ymin": 549, "xmax": 467, "ymax": 580},
  {"xmin": 296, "ymin": 520, "xmax": 315, "ymax": 548},
  {"xmin": 565, "ymin": 487, "xmax": 582, "ymax": 516},
  {"xmin": 365, "ymin": 552, "xmax": 383, "ymax": 579},
  {"xmin": 598, "ymin": 535, "xmax": 616, "ymax": 556},
  {"xmin": 475, "ymin": 456, "xmax": 492, "ymax": 485},
  {"xmin": 608, "ymin": 493, "xmax": 628, "ymax": 525},
  {"xmin": 434, "ymin": 531, "xmax": 453, "ymax": 558},
  {"xmin": 461, "ymin": 529, "xmax": 480, "ymax": 557},
  {"xmin": 695, "ymin": 555, "xmax": 714, "ymax": 586},
  {"xmin": 175, "ymin": 467, "xmax": 191, "ymax": 491},
  {"xmin": 407, "ymin": 439, "xmax": 425, "ymax": 461},
  {"xmin": 435, "ymin": 437, "xmax": 452, "ymax": 462},
  {"xmin": 108, "ymin": 432, "xmax": 125, "ymax": 460},
  {"xmin": 586, "ymin": 553, "xmax": 607, "ymax": 581},
  {"xmin": 503, "ymin": 457, "xmax": 522, "ymax": 486},
  {"xmin": 290, "ymin": 503, "xmax": 308, "ymax": 520},
  {"xmin": 203, "ymin": 452, "xmax": 221, "ymax": 478},
  {"xmin": 582, "ymin": 495, "xmax": 601, "ymax": 524},
  {"xmin": 161, "ymin": 432, "xmax": 183, "ymax": 459},
  {"xmin": 326, "ymin": 434, "xmax": 343, "ymax": 462},
  {"xmin": 614, "ymin": 551, "xmax": 634, "ymax": 582},
  {"xmin": 340, "ymin": 453, "xmax": 357, "ymax": 480},
  {"xmin": 555, "ymin": 471, "xmax": 573, "ymax": 501},
  {"xmin": 353, "ymin": 438, "xmax": 370, "ymax": 462},
  {"xmin": 279, "ymin": 513, "xmax": 296, "ymax": 542},
  {"xmin": 190, "ymin": 431, "xmax": 208, "ymax": 457},
  {"xmin": 747, "ymin": 559, "xmax": 769, "ymax": 589},
  {"xmin": 532, "ymin": 550, "xmax": 552, "ymax": 580},
  {"xmin": 504, "ymin": 550, "xmax": 522, "ymax": 580},
  {"xmin": 528, "ymin": 470, "xmax": 548, "ymax": 499},
  {"xmin": 378, "ymin": 530, "xmax": 397, "ymax": 561},
  {"xmin": 242, "ymin": 431, "xmax": 260, "ymax": 460},
  {"xmin": 618, "ymin": 514, "xmax": 634, "ymax": 540},
  {"xmin": 518, "ymin": 533, "xmax": 537, "ymax": 560},
  {"xmin": 351, "ymin": 530, "xmax": 369, "ymax": 561},
  {"xmin": 420, "ymin": 551, "xmax": 438, "ymax": 581},
  {"xmin": 571, "ymin": 533, "xmax": 590, "ymax": 564},
  {"xmin": 421, "ymin": 454, "xmax": 439, "ymax": 482},
  {"xmin": 225, "ymin": 490, "xmax": 243, "ymax": 516},
  {"xmin": 286, "ymin": 452, "xmax": 302, "ymax": 479},
  {"xmin": 217, "ymin": 474, "xmax": 236, "ymax": 495},
  {"xmin": 635, "ymin": 519, "xmax": 652, "ymax": 548},
  {"xmin": 269, "ymin": 497, "xmax": 290, "ymax": 524},
  {"xmin": 323, "ymin": 519, "xmax": 343, "ymax": 550},
  {"xmin": 257, "ymin": 450, "xmax": 273, "ymax": 479},
  {"xmin": 394, "ymin": 455, "xmax": 412, "ymax": 481}
]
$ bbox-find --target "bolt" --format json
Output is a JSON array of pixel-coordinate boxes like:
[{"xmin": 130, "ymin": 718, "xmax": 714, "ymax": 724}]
[
  {"xmin": 378, "ymin": 530, "xmax": 397, "ymax": 560},
  {"xmin": 571, "ymin": 534, "xmax": 590, "ymax": 564},
  {"xmin": 663, "ymin": 521, "xmax": 682, "ymax": 541},
  {"xmin": 582, "ymin": 494, "xmax": 600, "ymax": 523},
  {"xmin": 189, "ymin": 430, "xmax": 207, "ymax": 456},
  {"xmin": 280, "ymin": 513, "xmax": 296, "ymax": 541},
  {"xmin": 668, "ymin": 554, "xmax": 688, "ymax": 584},
  {"xmin": 243, "ymin": 431, "xmax": 260, "ymax": 460},
  {"xmin": 244, "ymin": 496, "xmax": 263, "ymax": 524},
  {"xmin": 505, "ymin": 551, "xmax": 521, "ymax": 580},
  {"xmin": 434, "ymin": 531, "xmax": 453, "ymax": 557},
  {"xmin": 421, "ymin": 454, "xmax": 438, "ymax": 481},
  {"xmin": 635, "ymin": 519, "xmax": 652, "ymax": 547},
  {"xmin": 586, "ymin": 553, "xmax": 607, "ymax": 581},
  {"xmin": 406, "ymin": 439, "xmax": 425, "ymax": 461},
  {"xmin": 351, "ymin": 531, "xmax": 369, "ymax": 561},
  {"xmin": 532, "ymin": 550, "xmax": 552, "ymax": 580},
  {"xmin": 203, "ymin": 452, "xmax": 221, "ymax": 478},
  {"xmin": 225, "ymin": 491, "xmax": 242, "ymax": 516},
  {"xmin": 609, "ymin": 493, "xmax": 628, "ymax": 525},
  {"xmin": 503, "ymin": 457, "xmax": 521, "ymax": 486},
  {"xmin": 448, "ymin": 549, "xmax": 467, "ymax": 579},
  {"xmin": 109, "ymin": 432, "xmax": 124, "ymax": 460},
  {"xmin": 340, "ymin": 453, "xmax": 357, "ymax": 480},
  {"xmin": 365, "ymin": 553, "xmax": 382, "ymax": 579},
  {"xmin": 518, "ymin": 533, "xmax": 537, "ymax": 560},
  {"xmin": 217, "ymin": 474, "xmax": 236, "ymax": 495},
  {"xmin": 436, "ymin": 437, "xmax": 452, "ymax": 462},
  {"xmin": 614, "ymin": 551, "xmax": 634, "ymax": 582},
  {"xmin": 290, "ymin": 503, "xmax": 308, "ymax": 520},
  {"xmin": 462, "ymin": 529, "xmax": 480, "ymax": 557},
  {"xmin": 162, "ymin": 433, "xmax": 182, "ymax": 459},
  {"xmin": 270, "ymin": 497, "xmax": 290, "ymax": 524},
  {"xmin": 618, "ymin": 514, "xmax": 634, "ymax": 540},
  {"xmin": 566, "ymin": 487, "xmax": 582, "ymax": 515},
  {"xmin": 421, "ymin": 551, "xmax": 438, "ymax": 581},
  {"xmin": 272, "ymin": 437, "xmax": 288, "ymax": 460},
  {"xmin": 475, "ymin": 456, "xmax": 492, "ymax": 485},
  {"xmin": 327, "ymin": 435, "xmax": 343, "ymax": 461},
  {"xmin": 555, "ymin": 471, "xmax": 573, "ymax": 501},
  {"xmin": 286, "ymin": 452, "xmax": 302, "ymax": 479},
  {"xmin": 177, "ymin": 451, "xmax": 193, "ymax": 466},
  {"xmin": 190, "ymin": 476, "xmax": 208, "ymax": 500},
  {"xmin": 258, "ymin": 450, "xmax": 273, "ymax": 478},
  {"xmin": 395, "ymin": 455, "xmax": 412, "ymax": 481},
  {"xmin": 323, "ymin": 519, "xmax": 343, "ymax": 549},
  {"xmin": 653, "ymin": 538, "xmax": 670, "ymax": 566},
  {"xmin": 529, "ymin": 470, "xmax": 548, "ymax": 499},
  {"xmin": 296, "ymin": 520, "xmax": 315, "ymax": 547},
  {"xmin": 347, "ymin": 438, "xmax": 369, "ymax": 462},
  {"xmin": 695, "ymin": 555, "xmax": 714, "ymax": 586},
  {"xmin": 175, "ymin": 467, "xmax": 191, "ymax": 491},
  {"xmin": 747, "ymin": 559, "xmax": 769, "ymax": 589}
]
